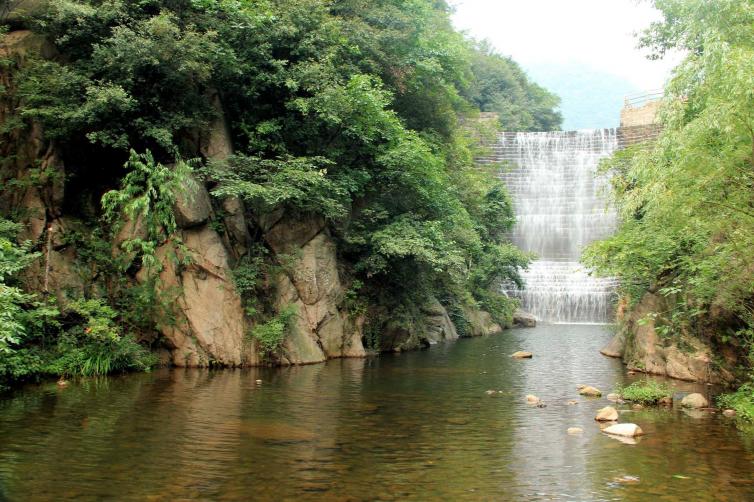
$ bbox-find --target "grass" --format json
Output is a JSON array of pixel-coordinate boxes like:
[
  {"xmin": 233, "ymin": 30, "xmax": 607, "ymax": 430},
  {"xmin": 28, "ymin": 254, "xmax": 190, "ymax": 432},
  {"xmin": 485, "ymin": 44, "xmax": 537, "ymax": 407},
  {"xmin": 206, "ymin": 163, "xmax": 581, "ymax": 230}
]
[
  {"xmin": 718, "ymin": 384, "xmax": 754, "ymax": 422},
  {"xmin": 616, "ymin": 379, "xmax": 672, "ymax": 405}
]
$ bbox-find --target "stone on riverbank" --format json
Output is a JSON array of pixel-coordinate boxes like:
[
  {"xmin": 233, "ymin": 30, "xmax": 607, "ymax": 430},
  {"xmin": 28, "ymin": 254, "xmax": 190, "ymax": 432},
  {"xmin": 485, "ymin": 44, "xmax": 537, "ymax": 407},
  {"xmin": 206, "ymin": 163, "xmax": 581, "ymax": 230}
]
[
  {"xmin": 595, "ymin": 406, "xmax": 619, "ymax": 421},
  {"xmin": 723, "ymin": 409, "xmax": 736, "ymax": 417},
  {"xmin": 512, "ymin": 351, "xmax": 533, "ymax": 359},
  {"xmin": 603, "ymin": 423, "xmax": 644, "ymax": 437},
  {"xmin": 579, "ymin": 386, "xmax": 602, "ymax": 397},
  {"xmin": 607, "ymin": 393, "xmax": 621, "ymax": 402},
  {"xmin": 681, "ymin": 393, "xmax": 708, "ymax": 409}
]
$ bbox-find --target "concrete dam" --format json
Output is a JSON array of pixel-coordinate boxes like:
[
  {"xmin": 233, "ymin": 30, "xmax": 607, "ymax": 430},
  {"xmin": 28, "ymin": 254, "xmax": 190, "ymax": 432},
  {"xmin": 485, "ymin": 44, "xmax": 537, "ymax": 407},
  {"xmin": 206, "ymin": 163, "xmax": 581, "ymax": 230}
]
[{"xmin": 480, "ymin": 96, "xmax": 661, "ymax": 323}]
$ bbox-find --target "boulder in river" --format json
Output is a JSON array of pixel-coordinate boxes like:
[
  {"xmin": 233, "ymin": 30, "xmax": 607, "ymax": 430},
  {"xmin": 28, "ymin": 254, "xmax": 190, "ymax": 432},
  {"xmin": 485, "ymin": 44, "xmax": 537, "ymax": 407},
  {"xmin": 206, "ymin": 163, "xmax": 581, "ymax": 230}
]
[
  {"xmin": 511, "ymin": 351, "xmax": 533, "ymax": 359},
  {"xmin": 603, "ymin": 423, "xmax": 644, "ymax": 437},
  {"xmin": 579, "ymin": 386, "xmax": 602, "ymax": 397},
  {"xmin": 567, "ymin": 427, "xmax": 583, "ymax": 434},
  {"xmin": 526, "ymin": 394, "xmax": 541, "ymax": 404},
  {"xmin": 595, "ymin": 406, "xmax": 619, "ymax": 422},
  {"xmin": 681, "ymin": 393, "xmax": 709, "ymax": 409},
  {"xmin": 512, "ymin": 310, "xmax": 537, "ymax": 328}
]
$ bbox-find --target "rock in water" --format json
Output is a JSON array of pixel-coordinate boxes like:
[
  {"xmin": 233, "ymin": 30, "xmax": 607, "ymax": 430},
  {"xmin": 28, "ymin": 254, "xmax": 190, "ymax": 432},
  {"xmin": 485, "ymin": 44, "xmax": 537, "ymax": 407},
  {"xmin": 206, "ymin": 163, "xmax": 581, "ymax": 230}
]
[
  {"xmin": 513, "ymin": 310, "xmax": 537, "ymax": 328},
  {"xmin": 681, "ymin": 393, "xmax": 709, "ymax": 409},
  {"xmin": 567, "ymin": 427, "xmax": 583, "ymax": 434},
  {"xmin": 511, "ymin": 351, "xmax": 533, "ymax": 359},
  {"xmin": 607, "ymin": 393, "xmax": 621, "ymax": 402},
  {"xmin": 526, "ymin": 394, "xmax": 541, "ymax": 404},
  {"xmin": 595, "ymin": 406, "xmax": 619, "ymax": 422},
  {"xmin": 579, "ymin": 386, "xmax": 602, "ymax": 397},
  {"xmin": 603, "ymin": 423, "xmax": 644, "ymax": 437}
]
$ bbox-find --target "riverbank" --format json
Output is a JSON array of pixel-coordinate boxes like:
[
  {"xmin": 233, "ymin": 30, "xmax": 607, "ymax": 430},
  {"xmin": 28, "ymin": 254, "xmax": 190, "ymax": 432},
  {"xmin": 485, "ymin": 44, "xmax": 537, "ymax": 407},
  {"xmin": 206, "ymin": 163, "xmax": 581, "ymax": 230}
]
[{"xmin": 2, "ymin": 325, "xmax": 752, "ymax": 501}]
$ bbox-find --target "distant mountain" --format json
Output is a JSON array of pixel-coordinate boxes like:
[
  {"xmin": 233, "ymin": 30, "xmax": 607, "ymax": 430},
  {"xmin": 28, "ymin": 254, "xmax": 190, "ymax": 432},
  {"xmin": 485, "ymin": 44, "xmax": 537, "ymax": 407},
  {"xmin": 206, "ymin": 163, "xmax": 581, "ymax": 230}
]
[{"xmin": 523, "ymin": 62, "xmax": 641, "ymax": 130}]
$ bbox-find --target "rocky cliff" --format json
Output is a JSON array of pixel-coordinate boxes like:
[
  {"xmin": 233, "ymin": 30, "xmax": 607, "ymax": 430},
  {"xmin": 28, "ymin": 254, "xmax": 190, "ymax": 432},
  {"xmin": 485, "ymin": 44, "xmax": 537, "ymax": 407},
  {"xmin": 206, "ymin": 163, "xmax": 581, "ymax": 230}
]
[
  {"xmin": 600, "ymin": 292, "xmax": 738, "ymax": 384},
  {"xmin": 1, "ymin": 29, "xmax": 509, "ymax": 369}
]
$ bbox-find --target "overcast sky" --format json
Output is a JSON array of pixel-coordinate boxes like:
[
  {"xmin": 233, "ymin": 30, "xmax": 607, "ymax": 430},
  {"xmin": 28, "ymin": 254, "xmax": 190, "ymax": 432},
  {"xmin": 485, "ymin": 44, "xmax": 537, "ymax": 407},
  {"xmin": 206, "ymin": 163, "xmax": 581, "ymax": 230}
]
[{"xmin": 451, "ymin": 0, "xmax": 681, "ymax": 91}]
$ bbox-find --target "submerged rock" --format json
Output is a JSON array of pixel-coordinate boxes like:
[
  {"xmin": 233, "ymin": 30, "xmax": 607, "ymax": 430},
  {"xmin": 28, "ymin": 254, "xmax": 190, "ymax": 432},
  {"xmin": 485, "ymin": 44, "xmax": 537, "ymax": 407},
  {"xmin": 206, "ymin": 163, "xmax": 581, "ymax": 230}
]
[
  {"xmin": 567, "ymin": 427, "xmax": 584, "ymax": 434},
  {"xmin": 603, "ymin": 423, "xmax": 644, "ymax": 437},
  {"xmin": 595, "ymin": 406, "xmax": 619, "ymax": 422},
  {"xmin": 681, "ymin": 393, "xmax": 709, "ymax": 409},
  {"xmin": 607, "ymin": 393, "xmax": 621, "ymax": 402},
  {"xmin": 511, "ymin": 351, "xmax": 533, "ymax": 359},
  {"xmin": 579, "ymin": 386, "xmax": 602, "ymax": 397}
]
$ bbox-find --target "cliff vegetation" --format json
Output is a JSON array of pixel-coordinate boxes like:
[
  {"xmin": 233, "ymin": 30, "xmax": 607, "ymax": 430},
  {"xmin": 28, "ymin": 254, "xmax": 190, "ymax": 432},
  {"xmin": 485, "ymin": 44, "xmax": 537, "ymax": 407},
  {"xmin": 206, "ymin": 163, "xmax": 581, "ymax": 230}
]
[
  {"xmin": 0, "ymin": 0, "xmax": 561, "ymax": 388},
  {"xmin": 585, "ymin": 0, "xmax": 754, "ymax": 412}
]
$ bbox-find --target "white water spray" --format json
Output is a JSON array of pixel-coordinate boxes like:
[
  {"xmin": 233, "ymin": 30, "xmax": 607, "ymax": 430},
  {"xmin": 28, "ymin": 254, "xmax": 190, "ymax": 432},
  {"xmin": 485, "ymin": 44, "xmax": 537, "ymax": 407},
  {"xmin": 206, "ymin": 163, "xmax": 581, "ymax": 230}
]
[{"xmin": 487, "ymin": 130, "xmax": 619, "ymax": 323}]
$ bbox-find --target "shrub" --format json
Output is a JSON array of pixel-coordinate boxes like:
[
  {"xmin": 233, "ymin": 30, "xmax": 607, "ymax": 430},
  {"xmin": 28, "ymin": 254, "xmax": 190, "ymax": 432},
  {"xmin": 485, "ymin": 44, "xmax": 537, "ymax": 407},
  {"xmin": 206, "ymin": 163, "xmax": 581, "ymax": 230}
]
[
  {"xmin": 616, "ymin": 379, "xmax": 672, "ymax": 405},
  {"xmin": 249, "ymin": 305, "xmax": 298, "ymax": 358},
  {"xmin": 718, "ymin": 384, "xmax": 754, "ymax": 422}
]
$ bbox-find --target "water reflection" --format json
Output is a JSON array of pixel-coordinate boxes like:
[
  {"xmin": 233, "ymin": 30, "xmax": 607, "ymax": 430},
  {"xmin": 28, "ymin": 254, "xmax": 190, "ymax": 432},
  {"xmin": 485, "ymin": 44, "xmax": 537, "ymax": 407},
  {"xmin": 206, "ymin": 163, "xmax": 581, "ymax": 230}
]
[{"xmin": 0, "ymin": 325, "xmax": 753, "ymax": 501}]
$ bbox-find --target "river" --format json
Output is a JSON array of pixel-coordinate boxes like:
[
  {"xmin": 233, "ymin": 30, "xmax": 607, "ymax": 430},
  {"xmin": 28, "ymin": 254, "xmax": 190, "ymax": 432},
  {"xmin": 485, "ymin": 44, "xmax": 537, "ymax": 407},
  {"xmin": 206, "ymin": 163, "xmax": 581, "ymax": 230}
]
[{"xmin": 1, "ymin": 325, "xmax": 753, "ymax": 501}]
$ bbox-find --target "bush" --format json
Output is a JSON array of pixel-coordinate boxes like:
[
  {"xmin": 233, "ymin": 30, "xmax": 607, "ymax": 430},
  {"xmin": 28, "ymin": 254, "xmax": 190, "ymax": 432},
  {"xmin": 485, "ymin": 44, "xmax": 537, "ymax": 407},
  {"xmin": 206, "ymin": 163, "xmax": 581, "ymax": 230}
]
[
  {"xmin": 718, "ymin": 384, "xmax": 754, "ymax": 422},
  {"xmin": 249, "ymin": 305, "xmax": 298, "ymax": 358},
  {"xmin": 47, "ymin": 298, "xmax": 157, "ymax": 377},
  {"xmin": 616, "ymin": 379, "xmax": 672, "ymax": 405}
]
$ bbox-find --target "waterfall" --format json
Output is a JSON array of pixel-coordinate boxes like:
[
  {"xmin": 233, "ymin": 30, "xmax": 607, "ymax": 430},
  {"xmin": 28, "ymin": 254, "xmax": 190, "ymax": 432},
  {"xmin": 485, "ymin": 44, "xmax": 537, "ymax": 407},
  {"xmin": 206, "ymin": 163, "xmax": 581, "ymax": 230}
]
[{"xmin": 490, "ymin": 129, "xmax": 619, "ymax": 323}]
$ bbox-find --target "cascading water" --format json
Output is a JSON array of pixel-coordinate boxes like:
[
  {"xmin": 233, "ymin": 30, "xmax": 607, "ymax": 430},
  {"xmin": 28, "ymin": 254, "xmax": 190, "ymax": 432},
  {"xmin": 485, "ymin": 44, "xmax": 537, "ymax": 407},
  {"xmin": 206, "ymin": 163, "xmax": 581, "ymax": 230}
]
[{"xmin": 487, "ymin": 129, "xmax": 619, "ymax": 323}]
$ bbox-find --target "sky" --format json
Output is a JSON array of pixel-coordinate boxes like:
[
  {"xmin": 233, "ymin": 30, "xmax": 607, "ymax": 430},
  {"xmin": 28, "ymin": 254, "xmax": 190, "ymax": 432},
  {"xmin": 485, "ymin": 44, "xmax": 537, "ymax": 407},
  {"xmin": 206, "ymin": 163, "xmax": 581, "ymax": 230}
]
[{"xmin": 451, "ymin": 0, "xmax": 683, "ymax": 128}]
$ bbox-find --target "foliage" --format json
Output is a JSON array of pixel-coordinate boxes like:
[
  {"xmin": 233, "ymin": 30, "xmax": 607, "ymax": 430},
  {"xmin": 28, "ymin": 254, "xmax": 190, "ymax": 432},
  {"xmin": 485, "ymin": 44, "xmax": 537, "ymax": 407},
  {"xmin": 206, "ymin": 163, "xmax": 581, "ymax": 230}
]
[
  {"xmin": 1, "ymin": 0, "xmax": 559, "ymax": 377},
  {"xmin": 616, "ymin": 379, "xmax": 672, "ymax": 405},
  {"xmin": 48, "ymin": 298, "xmax": 157, "ymax": 377},
  {"xmin": 0, "ymin": 217, "xmax": 158, "ymax": 389},
  {"xmin": 583, "ymin": 0, "xmax": 754, "ymax": 368},
  {"xmin": 718, "ymin": 384, "xmax": 754, "ymax": 422},
  {"xmin": 464, "ymin": 40, "xmax": 562, "ymax": 131},
  {"xmin": 249, "ymin": 304, "xmax": 297, "ymax": 359},
  {"xmin": 102, "ymin": 149, "xmax": 193, "ymax": 270}
]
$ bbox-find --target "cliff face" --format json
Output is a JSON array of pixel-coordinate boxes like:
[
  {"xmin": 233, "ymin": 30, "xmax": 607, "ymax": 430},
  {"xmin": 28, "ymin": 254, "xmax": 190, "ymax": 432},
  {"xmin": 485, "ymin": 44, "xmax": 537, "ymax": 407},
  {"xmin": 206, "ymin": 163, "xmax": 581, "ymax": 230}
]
[
  {"xmin": 600, "ymin": 292, "xmax": 738, "ymax": 384},
  {"xmin": 1, "ymin": 29, "xmax": 504, "ymax": 369}
]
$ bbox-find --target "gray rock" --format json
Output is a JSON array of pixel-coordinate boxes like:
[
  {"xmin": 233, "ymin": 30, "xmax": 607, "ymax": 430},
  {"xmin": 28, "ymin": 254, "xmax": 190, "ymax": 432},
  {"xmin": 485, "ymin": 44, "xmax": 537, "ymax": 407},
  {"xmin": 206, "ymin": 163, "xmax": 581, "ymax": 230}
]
[
  {"xmin": 681, "ymin": 393, "xmax": 709, "ymax": 409},
  {"xmin": 174, "ymin": 175, "xmax": 212, "ymax": 228},
  {"xmin": 595, "ymin": 406, "xmax": 619, "ymax": 421},
  {"xmin": 513, "ymin": 309, "xmax": 537, "ymax": 328},
  {"xmin": 579, "ymin": 386, "xmax": 602, "ymax": 397}
]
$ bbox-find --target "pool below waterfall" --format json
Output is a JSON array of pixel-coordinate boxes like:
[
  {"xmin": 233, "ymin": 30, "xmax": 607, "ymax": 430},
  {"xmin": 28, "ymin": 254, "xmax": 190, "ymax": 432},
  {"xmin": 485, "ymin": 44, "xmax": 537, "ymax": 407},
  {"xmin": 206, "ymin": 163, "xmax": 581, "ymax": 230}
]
[{"xmin": 1, "ymin": 324, "xmax": 753, "ymax": 501}]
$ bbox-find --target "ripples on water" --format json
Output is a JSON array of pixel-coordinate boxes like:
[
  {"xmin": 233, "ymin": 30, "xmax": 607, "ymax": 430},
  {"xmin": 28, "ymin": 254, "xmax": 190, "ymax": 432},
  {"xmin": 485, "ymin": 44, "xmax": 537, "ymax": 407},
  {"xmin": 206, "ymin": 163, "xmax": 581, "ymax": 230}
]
[{"xmin": 1, "ymin": 325, "xmax": 753, "ymax": 501}]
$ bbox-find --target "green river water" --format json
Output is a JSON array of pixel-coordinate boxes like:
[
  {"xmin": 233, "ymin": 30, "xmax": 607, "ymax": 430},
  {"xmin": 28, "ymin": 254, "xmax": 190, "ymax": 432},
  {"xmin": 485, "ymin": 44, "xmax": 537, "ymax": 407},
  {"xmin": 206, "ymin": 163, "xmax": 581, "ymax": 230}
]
[{"xmin": 1, "ymin": 324, "xmax": 753, "ymax": 501}]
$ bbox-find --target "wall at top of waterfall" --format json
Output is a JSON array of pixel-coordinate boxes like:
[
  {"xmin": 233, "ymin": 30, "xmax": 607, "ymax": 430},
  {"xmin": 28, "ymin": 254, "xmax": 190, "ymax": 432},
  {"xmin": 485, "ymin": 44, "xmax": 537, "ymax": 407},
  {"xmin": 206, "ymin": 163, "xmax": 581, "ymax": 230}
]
[
  {"xmin": 496, "ymin": 130, "xmax": 618, "ymax": 260},
  {"xmin": 479, "ymin": 129, "xmax": 620, "ymax": 323}
]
